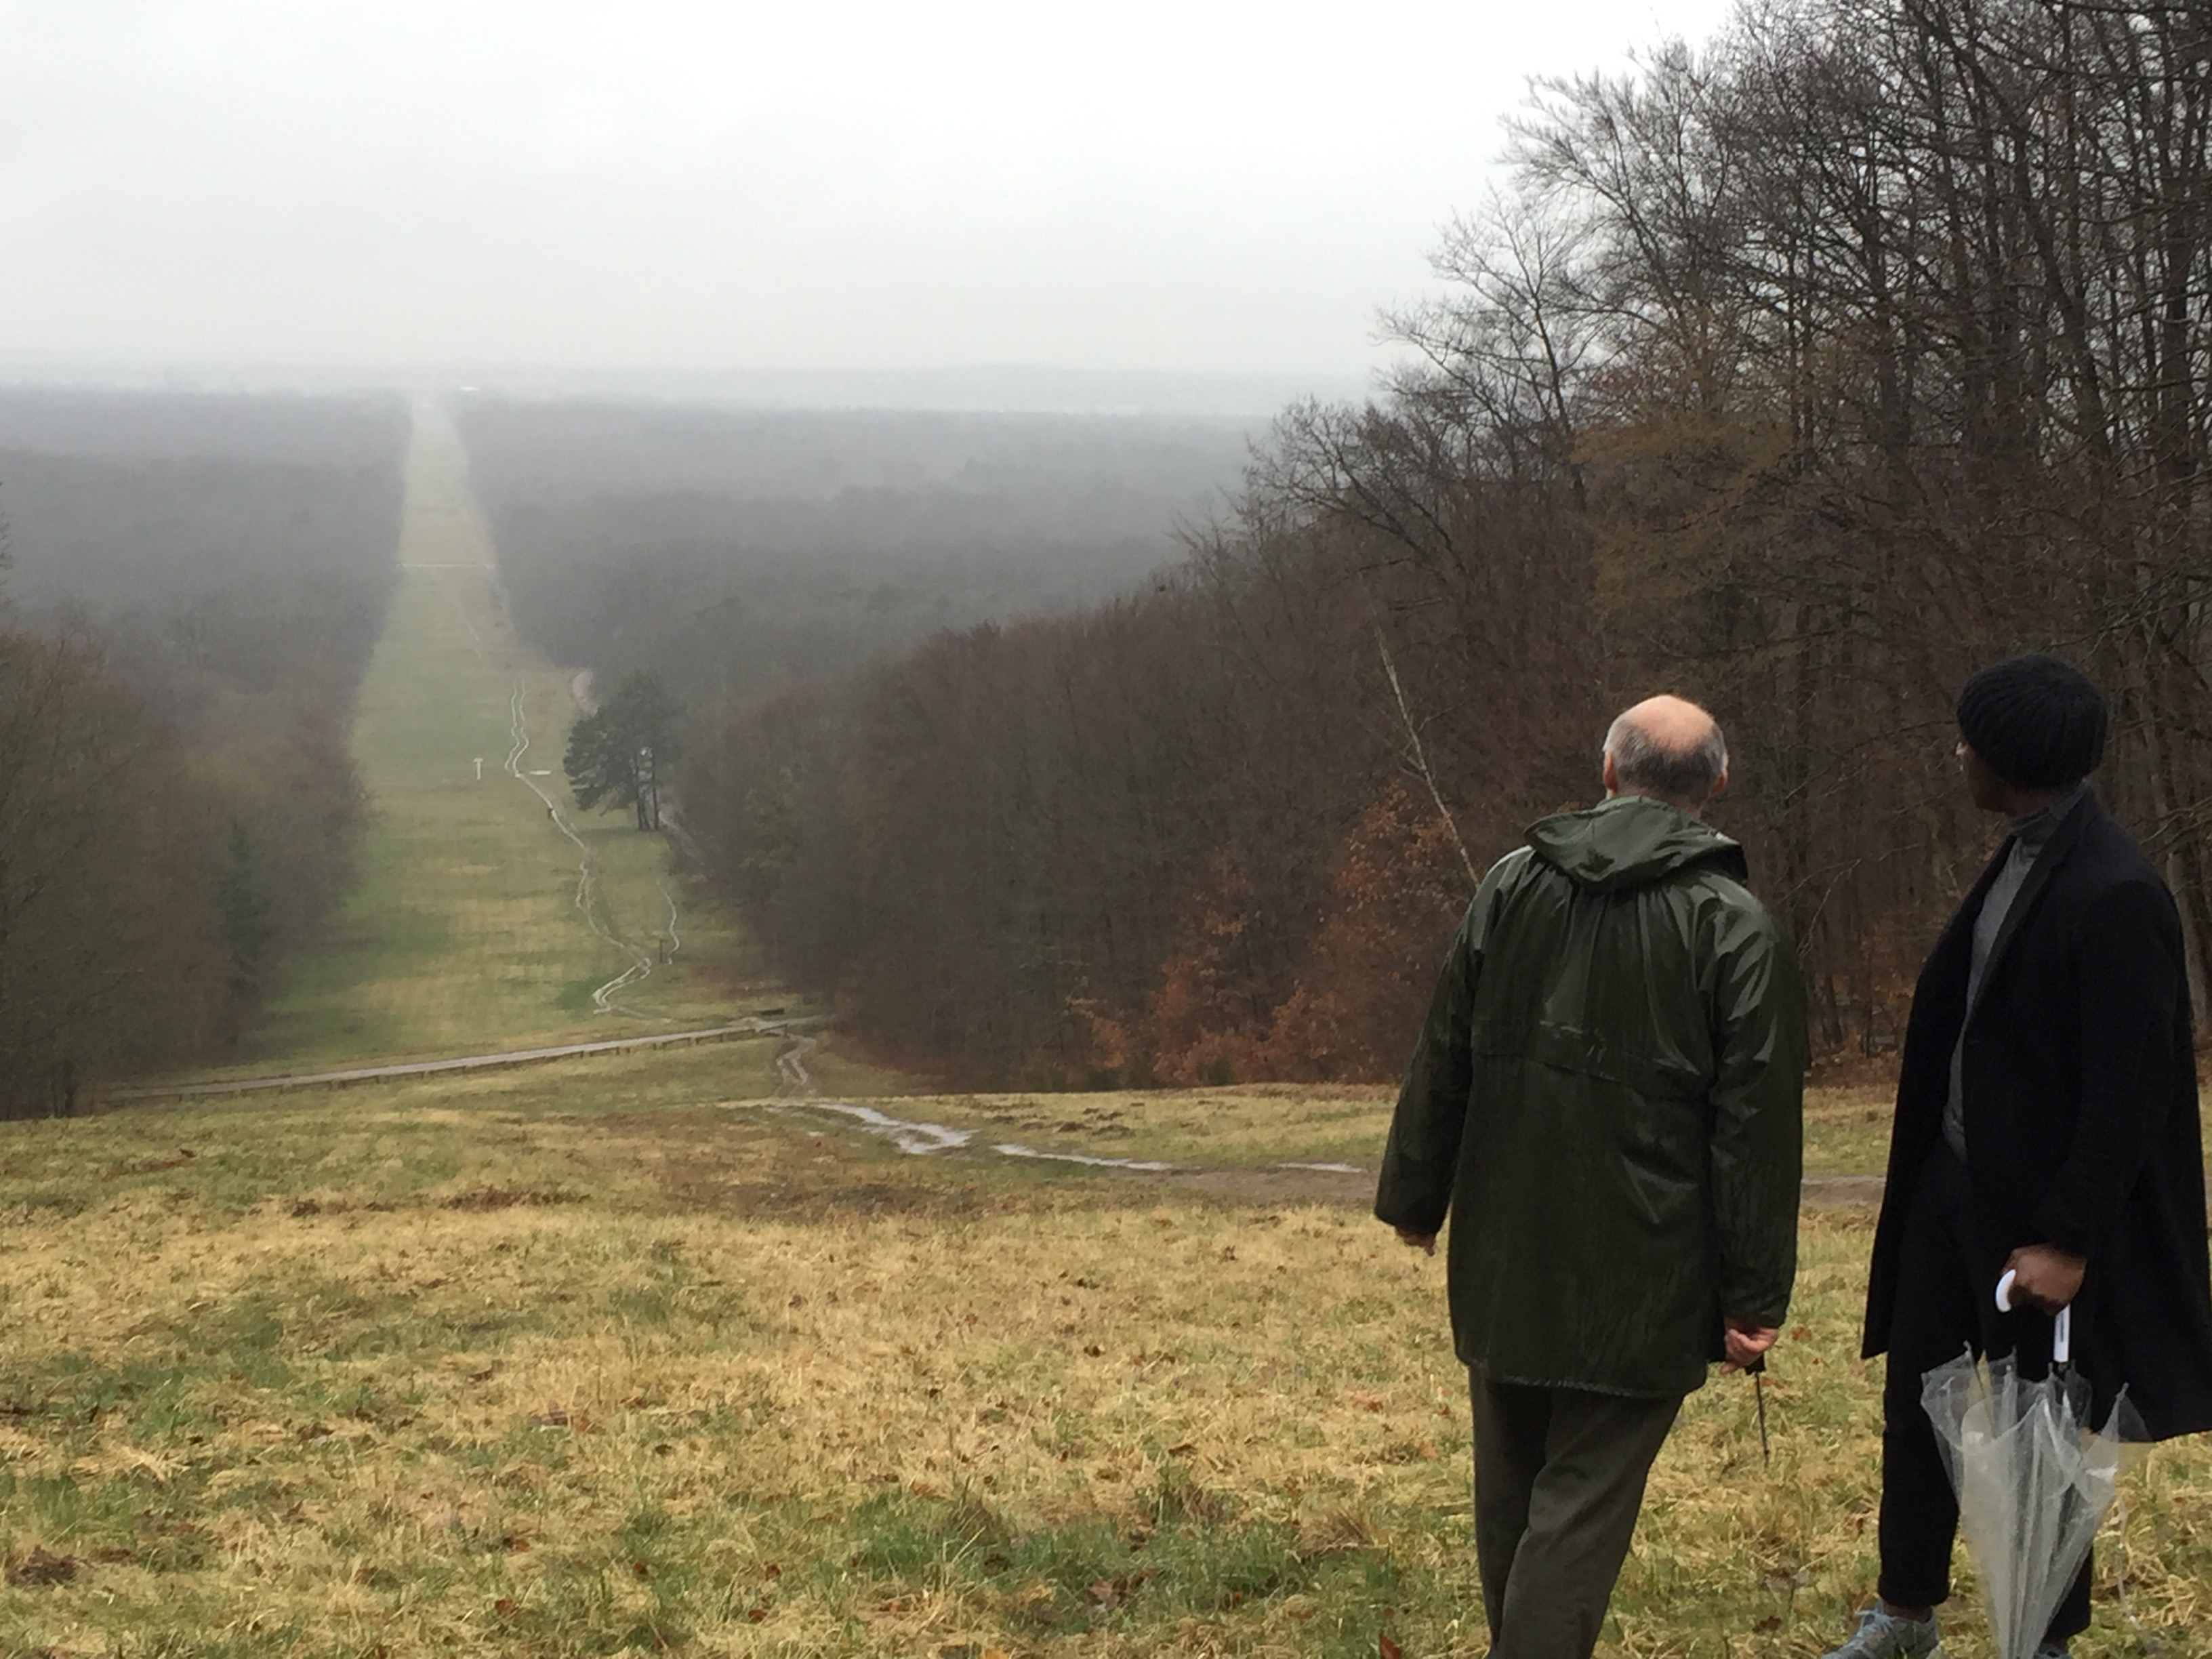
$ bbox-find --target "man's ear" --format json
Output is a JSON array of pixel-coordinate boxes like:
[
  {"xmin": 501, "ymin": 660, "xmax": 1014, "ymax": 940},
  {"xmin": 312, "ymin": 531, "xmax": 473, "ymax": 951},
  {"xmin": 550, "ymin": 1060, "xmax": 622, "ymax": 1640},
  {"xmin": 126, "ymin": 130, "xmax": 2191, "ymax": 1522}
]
[
  {"xmin": 1602, "ymin": 753, "xmax": 1620, "ymax": 797},
  {"xmin": 1708, "ymin": 766, "xmax": 1729, "ymax": 801}
]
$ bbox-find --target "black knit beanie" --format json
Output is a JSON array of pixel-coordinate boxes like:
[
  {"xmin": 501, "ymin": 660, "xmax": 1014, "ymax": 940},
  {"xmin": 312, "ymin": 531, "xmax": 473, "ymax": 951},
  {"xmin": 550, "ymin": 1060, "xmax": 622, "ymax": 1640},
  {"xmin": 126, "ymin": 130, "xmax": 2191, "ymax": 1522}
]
[{"xmin": 1956, "ymin": 654, "xmax": 2107, "ymax": 789}]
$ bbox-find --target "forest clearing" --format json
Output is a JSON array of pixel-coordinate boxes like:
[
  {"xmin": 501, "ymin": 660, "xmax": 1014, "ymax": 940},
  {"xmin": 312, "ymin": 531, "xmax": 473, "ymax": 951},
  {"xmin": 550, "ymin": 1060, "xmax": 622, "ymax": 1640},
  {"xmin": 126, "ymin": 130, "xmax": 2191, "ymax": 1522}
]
[{"xmin": 229, "ymin": 407, "xmax": 758, "ymax": 1076}]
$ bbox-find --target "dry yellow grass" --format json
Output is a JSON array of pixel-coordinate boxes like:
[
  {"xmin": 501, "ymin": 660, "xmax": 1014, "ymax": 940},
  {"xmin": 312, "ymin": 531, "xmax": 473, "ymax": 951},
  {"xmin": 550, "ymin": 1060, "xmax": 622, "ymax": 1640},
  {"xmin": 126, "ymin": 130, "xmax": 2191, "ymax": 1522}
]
[{"xmin": 0, "ymin": 1063, "xmax": 2206, "ymax": 1656}]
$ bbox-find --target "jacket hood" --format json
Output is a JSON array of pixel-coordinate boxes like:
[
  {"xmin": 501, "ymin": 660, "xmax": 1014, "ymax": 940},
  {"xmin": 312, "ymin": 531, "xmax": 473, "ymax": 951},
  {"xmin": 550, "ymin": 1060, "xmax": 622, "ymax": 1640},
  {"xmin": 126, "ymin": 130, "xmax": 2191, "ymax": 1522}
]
[{"xmin": 1525, "ymin": 794, "xmax": 1746, "ymax": 893}]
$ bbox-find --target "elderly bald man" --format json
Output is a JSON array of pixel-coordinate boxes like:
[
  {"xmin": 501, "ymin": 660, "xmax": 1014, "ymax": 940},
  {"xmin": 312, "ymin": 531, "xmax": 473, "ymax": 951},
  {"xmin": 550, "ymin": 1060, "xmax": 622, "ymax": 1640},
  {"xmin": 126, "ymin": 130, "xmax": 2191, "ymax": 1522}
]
[{"xmin": 1378, "ymin": 695, "xmax": 1807, "ymax": 1659}]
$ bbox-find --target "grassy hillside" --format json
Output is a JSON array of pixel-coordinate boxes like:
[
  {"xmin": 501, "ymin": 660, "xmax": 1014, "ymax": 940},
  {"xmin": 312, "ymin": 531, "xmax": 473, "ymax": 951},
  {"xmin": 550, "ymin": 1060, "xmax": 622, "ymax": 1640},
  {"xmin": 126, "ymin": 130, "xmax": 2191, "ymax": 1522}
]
[
  {"xmin": 237, "ymin": 405, "xmax": 766, "ymax": 1071},
  {"xmin": 0, "ymin": 1062, "xmax": 2203, "ymax": 1656}
]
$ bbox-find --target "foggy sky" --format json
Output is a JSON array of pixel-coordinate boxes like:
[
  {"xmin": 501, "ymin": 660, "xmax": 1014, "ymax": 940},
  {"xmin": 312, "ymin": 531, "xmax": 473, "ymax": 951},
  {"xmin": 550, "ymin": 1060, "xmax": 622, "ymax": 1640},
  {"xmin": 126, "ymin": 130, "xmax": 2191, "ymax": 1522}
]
[{"xmin": 1, "ymin": 0, "xmax": 1735, "ymax": 391}]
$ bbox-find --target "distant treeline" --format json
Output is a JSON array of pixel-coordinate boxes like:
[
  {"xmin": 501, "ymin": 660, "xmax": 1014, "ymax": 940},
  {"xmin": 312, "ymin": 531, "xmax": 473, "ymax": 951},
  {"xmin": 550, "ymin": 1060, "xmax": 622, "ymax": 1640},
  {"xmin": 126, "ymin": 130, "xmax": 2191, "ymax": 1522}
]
[
  {"xmin": 682, "ymin": 0, "xmax": 2212, "ymax": 1085},
  {"xmin": 0, "ymin": 390, "xmax": 405, "ymax": 1112},
  {"xmin": 453, "ymin": 399, "xmax": 1250, "ymax": 714}
]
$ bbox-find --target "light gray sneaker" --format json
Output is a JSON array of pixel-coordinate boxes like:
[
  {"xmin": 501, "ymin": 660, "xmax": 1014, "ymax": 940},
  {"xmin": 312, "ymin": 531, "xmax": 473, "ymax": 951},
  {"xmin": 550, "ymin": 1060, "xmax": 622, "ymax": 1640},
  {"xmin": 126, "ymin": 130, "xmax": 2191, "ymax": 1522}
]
[
  {"xmin": 1820, "ymin": 1605, "xmax": 1941, "ymax": 1659},
  {"xmin": 2032, "ymin": 1646, "xmax": 2069, "ymax": 1659}
]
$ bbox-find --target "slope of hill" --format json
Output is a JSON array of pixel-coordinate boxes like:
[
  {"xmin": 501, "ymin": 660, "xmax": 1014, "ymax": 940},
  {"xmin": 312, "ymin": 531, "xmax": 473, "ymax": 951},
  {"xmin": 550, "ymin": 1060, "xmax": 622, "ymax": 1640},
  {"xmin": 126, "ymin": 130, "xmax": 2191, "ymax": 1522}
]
[{"xmin": 0, "ymin": 1058, "xmax": 2198, "ymax": 1654}]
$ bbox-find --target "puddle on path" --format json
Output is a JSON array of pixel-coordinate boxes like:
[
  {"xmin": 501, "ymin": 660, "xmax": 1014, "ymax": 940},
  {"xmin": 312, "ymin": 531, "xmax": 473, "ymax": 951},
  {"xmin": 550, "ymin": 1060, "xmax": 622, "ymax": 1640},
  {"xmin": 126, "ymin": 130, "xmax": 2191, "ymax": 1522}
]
[
  {"xmin": 992, "ymin": 1142, "xmax": 1176, "ymax": 1174},
  {"xmin": 798, "ymin": 1101, "xmax": 975, "ymax": 1156},
  {"xmin": 758, "ymin": 1094, "xmax": 1876, "ymax": 1204}
]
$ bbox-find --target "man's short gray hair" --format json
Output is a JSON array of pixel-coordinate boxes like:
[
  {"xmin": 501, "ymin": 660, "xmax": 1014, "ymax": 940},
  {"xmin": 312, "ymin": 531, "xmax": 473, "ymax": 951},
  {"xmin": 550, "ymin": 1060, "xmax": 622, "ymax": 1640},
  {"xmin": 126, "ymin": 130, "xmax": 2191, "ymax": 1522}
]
[{"xmin": 1603, "ymin": 710, "xmax": 1729, "ymax": 806}]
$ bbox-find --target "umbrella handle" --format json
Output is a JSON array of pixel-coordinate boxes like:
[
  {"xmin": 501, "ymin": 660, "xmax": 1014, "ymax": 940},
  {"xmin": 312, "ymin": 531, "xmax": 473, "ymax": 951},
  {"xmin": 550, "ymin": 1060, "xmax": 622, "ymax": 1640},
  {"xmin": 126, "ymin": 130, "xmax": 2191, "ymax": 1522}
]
[{"xmin": 1994, "ymin": 1270, "xmax": 2072, "ymax": 1363}]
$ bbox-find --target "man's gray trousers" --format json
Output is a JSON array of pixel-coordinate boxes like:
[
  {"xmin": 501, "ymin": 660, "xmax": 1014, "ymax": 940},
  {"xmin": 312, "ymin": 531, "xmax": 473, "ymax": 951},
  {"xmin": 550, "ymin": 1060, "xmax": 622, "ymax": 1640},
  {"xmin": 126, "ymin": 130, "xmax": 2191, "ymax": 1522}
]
[{"xmin": 1470, "ymin": 1370, "xmax": 1683, "ymax": 1659}]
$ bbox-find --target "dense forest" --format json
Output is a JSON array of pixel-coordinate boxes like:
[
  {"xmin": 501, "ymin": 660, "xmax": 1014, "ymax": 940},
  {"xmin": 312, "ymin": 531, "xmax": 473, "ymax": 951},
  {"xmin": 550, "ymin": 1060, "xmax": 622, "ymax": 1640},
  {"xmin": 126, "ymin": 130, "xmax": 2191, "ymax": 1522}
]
[
  {"xmin": 680, "ymin": 0, "xmax": 2212, "ymax": 1086},
  {"xmin": 454, "ymin": 399, "xmax": 1251, "ymax": 713},
  {"xmin": 0, "ymin": 390, "xmax": 405, "ymax": 1113}
]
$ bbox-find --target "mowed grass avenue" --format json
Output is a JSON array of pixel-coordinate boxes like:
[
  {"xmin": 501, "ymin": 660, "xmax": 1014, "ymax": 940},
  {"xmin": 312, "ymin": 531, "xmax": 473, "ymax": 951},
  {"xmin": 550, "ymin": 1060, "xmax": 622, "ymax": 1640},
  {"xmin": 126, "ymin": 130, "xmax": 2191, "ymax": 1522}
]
[
  {"xmin": 234, "ymin": 404, "xmax": 760, "ymax": 1075},
  {"xmin": 1, "ymin": 1065, "xmax": 2209, "ymax": 1658}
]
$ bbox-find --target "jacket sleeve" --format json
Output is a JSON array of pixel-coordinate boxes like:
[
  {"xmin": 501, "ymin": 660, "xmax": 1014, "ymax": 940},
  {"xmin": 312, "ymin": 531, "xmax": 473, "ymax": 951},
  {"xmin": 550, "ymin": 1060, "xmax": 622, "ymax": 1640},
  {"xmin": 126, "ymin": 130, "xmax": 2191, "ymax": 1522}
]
[
  {"xmin": 1374, "ymin": 855, "xmax": 1515, "ymax": 1235},
  {"xmin": 2033, "ymin": 879, "xmax": 2184, "ymax": 1261},
  {"xmin": 1707, "ymin": 904, "xmax": 1807, "ymax": 1327}
]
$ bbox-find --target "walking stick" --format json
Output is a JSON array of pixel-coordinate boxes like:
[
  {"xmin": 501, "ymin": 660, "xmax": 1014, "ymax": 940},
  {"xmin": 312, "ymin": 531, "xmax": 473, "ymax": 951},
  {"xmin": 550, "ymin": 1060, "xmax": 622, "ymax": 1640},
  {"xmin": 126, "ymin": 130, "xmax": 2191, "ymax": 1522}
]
[{"xmin": 1749, "ymin": 1353, "xmax": 1769, "ymax": 1462}]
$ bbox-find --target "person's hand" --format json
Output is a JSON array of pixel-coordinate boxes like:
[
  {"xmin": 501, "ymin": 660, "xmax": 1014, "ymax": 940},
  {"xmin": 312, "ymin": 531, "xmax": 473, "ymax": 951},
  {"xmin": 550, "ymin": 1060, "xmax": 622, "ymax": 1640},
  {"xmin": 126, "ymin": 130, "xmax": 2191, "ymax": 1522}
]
[
  {"xmin": 2003, "ymin": 1244, "xmax": 2087, "ymax": 1313},
  {"xmin": 1395, "ymin": 1228, "xmax": 1437, "ymax": 1256},
  {"xmin": 1721, "ymin": 1317, "xmax": 1778, "ymax": 1374}
]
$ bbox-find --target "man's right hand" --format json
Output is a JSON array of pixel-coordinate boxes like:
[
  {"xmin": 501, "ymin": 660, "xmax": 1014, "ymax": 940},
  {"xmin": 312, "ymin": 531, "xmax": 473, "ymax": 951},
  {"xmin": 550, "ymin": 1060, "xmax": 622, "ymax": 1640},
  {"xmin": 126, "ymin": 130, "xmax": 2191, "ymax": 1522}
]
[
  {"xmin": 1721, "ymin": 1317, "xmax": 1778, "ymax": 1374},
  {"xmin": 1395, "ymin": 1228, "xmax": 1437, "ymax": 1256}
]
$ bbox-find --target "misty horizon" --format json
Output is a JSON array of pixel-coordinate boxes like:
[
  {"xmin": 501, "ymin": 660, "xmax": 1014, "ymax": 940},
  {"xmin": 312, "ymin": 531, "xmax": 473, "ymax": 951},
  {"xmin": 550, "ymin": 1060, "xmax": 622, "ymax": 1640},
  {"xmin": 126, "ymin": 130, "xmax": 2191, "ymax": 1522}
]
[
  {"xmin": 0, "ymin": 359, "xmax": 1372, "ymax": 420},
  {"xmin": 3, "ymin": 0, "xmax": 1736, "ymax": 390}
]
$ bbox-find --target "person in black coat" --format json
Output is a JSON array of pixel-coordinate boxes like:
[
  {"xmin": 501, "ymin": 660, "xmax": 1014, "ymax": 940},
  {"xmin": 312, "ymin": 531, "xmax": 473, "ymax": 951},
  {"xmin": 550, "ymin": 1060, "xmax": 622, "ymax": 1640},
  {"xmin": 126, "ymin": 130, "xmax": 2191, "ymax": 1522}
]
[{"xmin": 1820, "ymin": 655, "xmax": 2212, "ymax": 1659}]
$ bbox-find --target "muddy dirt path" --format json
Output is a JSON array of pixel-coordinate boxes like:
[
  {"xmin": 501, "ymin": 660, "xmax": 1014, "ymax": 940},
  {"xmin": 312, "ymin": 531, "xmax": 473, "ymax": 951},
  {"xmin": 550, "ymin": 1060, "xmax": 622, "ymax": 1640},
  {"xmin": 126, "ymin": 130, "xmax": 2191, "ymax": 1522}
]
[{"xmin": 754, "ymin": 1054, "xmax": 1883, "ymax": 1208}]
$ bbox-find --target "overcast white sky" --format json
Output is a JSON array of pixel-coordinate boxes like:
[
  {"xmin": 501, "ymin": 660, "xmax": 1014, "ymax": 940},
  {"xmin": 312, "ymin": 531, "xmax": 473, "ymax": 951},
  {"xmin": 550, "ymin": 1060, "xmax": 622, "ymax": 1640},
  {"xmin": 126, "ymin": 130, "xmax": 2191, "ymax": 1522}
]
[{"xmin": 0, "ymin": 0, "xmax": 1736, "ymax": 391}]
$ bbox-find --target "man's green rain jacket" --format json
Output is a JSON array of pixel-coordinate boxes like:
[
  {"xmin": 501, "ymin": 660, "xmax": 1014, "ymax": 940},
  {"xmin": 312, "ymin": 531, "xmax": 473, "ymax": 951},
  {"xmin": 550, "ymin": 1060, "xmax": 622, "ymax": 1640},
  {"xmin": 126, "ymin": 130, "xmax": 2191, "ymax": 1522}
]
[{"xmin": 1376, "ymin": 794, "xmax": 1807, "ymax": 1398}]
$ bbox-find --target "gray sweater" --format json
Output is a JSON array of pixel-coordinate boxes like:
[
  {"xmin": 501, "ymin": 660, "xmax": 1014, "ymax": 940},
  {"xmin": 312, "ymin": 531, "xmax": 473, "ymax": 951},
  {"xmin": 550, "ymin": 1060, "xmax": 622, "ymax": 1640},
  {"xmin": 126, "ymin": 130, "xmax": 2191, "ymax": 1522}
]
[{"xmin": 1944, "ymin": 782, "xmax": 2090, "ymax": 1159}]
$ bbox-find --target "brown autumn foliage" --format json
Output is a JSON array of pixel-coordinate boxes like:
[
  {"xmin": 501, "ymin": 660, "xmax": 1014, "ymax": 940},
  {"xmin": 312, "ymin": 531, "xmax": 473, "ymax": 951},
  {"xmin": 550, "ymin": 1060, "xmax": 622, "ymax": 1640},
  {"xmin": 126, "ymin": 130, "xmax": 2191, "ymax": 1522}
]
[
  {"xmin": 0, "ymin": 615, "xmax": 377, "ymax": 1113},
  {"xmin": 0, "ymin": 633, "xmax": 225, "ymax": 1113},
  {"xmin": 685, "ymin": 0, "xmax": 2212, "ymax": 1085},
  {"xmin": 1254, "ymin": 787, "xmax": 1475, "ymax": 1082}
]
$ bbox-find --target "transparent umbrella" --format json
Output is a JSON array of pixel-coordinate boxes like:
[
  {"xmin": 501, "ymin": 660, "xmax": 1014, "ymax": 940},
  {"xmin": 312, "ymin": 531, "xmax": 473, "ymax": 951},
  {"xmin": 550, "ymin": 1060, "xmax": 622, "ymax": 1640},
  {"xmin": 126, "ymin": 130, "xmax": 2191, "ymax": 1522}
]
[{"xmin": 1919, "ymin": 1275, "xmax": 2137, "ymax": 1659}]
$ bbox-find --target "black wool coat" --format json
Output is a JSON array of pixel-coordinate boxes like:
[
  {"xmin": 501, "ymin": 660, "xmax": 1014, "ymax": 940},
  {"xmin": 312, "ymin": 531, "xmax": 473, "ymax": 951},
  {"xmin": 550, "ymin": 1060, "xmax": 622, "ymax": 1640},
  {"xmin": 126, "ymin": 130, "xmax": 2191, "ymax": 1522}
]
[{"xmin": 1863, "ymin": 792, "xmax": 2212, "ymax": 1441}]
